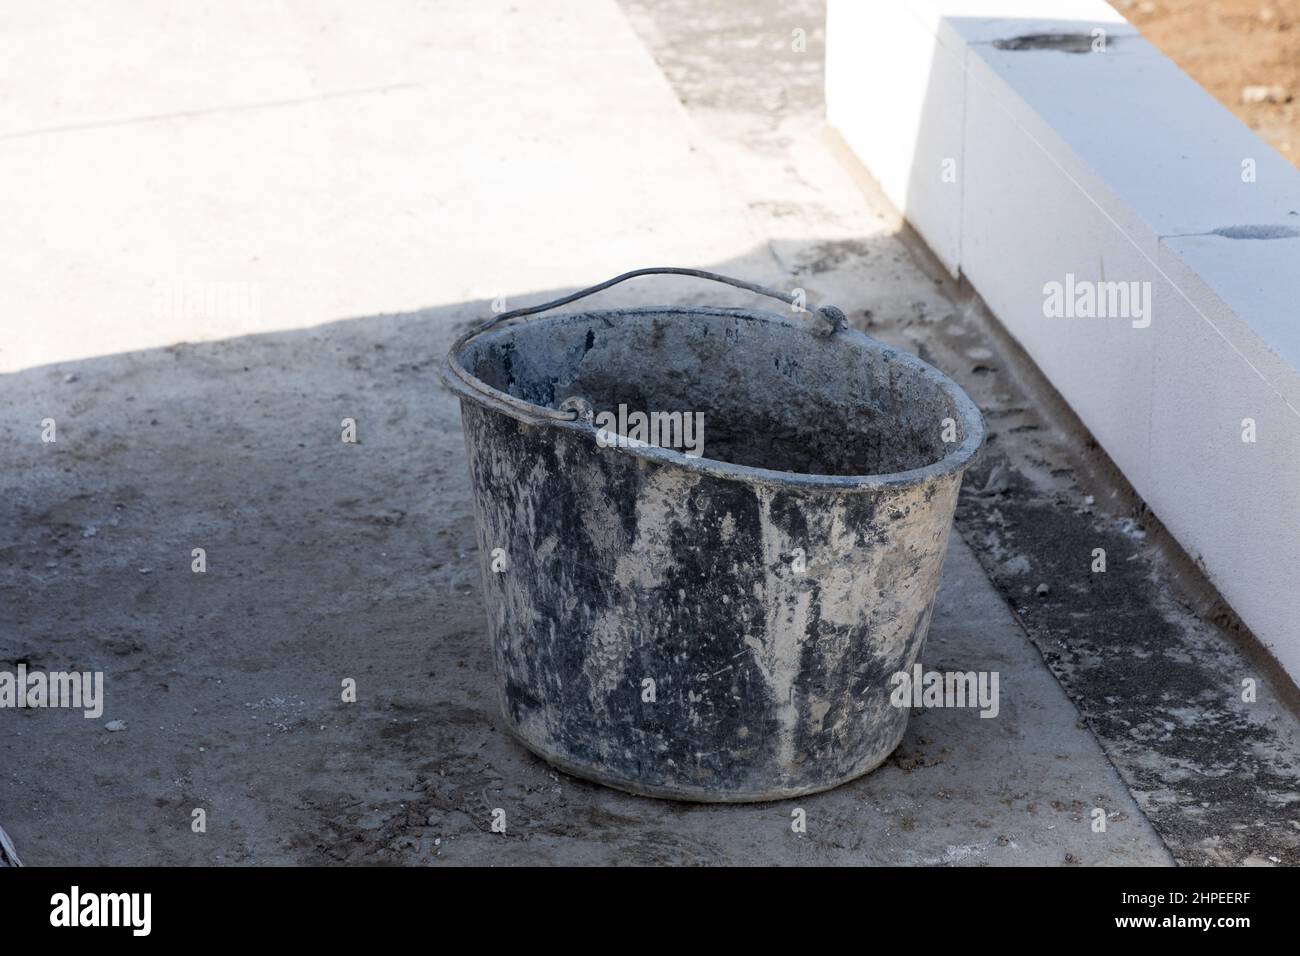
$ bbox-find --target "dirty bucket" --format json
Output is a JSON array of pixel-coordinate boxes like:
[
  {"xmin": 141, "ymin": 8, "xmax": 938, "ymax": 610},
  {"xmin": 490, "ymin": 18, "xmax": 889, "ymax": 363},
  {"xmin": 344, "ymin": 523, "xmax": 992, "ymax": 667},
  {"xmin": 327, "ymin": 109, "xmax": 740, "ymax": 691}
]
[{"xmin": 441, "ymin": 269, "xmax": 984, "ymax": 802}]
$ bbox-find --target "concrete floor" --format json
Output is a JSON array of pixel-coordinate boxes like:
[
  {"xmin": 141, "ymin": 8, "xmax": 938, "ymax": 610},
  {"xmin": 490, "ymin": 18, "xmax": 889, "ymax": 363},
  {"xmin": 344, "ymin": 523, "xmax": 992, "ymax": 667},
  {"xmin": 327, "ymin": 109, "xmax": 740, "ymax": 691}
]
[{"xmin": 0, "ymin": 0, "xmax": 1280, "ymax": 865}]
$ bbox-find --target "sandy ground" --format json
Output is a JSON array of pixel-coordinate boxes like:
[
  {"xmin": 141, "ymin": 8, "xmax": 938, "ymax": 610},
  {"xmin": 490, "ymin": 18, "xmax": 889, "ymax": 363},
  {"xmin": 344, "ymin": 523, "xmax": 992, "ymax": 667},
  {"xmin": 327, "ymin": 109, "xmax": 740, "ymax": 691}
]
[
  {"xmin": 1112, "ymin": 0, "xmax": 1300, "ymax": 165},
  {"xmin": 1, "ymin": 0, "xmax": 1295, "ymax": 866}
]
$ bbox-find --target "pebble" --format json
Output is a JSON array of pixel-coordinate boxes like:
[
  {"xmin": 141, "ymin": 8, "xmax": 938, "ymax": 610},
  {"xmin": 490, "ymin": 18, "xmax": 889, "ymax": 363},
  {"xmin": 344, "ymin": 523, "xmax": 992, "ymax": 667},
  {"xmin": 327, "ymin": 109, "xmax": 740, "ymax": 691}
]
[
  {"xmin": 105, "ymin": 720, "xmax": 128, "ymax": 732},
  {"xmin": 1242, "ymin": 85, "xmax": 1288, "ymax": 104}
]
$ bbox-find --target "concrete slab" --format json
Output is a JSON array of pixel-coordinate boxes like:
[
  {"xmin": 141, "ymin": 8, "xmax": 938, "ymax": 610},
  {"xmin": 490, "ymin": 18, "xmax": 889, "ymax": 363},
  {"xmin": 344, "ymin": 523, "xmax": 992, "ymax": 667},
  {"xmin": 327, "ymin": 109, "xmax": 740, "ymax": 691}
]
[{"xmin": 0, "ymin": 0, "xmax": 754, "ymax": 374}]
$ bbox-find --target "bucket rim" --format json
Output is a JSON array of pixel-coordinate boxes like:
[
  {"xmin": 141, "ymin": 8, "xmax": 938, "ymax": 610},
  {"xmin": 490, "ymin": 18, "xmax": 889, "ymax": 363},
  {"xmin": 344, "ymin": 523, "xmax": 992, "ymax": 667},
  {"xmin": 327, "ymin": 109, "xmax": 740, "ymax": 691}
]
[{"xmin": 440, "ymin": 306, "xmax": 985, "ymax": 491}]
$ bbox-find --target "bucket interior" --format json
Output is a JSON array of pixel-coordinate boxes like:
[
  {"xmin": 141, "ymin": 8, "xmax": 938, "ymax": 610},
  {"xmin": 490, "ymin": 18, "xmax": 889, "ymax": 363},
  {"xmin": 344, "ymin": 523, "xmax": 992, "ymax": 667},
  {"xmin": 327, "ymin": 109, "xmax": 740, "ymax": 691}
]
[{"xmin": 456, "ymin": 309, "xmax": 974, "ymax": 478}]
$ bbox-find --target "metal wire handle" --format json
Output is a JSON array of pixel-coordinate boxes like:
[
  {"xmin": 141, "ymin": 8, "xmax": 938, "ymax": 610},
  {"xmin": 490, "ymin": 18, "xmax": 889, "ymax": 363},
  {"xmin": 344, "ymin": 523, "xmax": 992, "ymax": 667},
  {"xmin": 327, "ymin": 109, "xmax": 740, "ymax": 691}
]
[
  {"xmin": 446, "ymin": 268, "xmax": 848, "ymax": 423},
  {"xmin": 471, "ymin": 267, "xmax": 846, "ymax": 337}
]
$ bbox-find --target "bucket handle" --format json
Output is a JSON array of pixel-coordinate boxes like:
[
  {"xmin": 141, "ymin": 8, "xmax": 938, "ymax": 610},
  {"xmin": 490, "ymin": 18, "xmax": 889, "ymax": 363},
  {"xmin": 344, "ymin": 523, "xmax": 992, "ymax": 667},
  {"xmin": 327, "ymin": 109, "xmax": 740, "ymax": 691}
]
[
  {"xmin": 446, "ymin": 268, "xmax": 848, "ymax": 423},
  {"xmin": 470, "ymin": 267, "xmax": 847, "ymax": 338}
]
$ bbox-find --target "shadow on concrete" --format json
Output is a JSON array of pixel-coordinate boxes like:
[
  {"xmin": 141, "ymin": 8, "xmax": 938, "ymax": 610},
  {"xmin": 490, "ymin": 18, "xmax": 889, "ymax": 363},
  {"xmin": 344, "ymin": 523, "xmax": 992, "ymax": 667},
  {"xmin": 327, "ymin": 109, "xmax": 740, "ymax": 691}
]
[{"xmin": 0, "ymin": 238, "xmax": 1170, "ymax": 866}]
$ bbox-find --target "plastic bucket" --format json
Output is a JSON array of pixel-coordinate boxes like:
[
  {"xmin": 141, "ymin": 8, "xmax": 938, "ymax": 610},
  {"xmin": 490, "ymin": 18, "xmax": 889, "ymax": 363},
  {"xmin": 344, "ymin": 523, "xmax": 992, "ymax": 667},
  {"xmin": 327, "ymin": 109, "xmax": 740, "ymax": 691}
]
[{"xmin": 441, "ymin": 269, "xmax": 984, "ymax": 801}]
